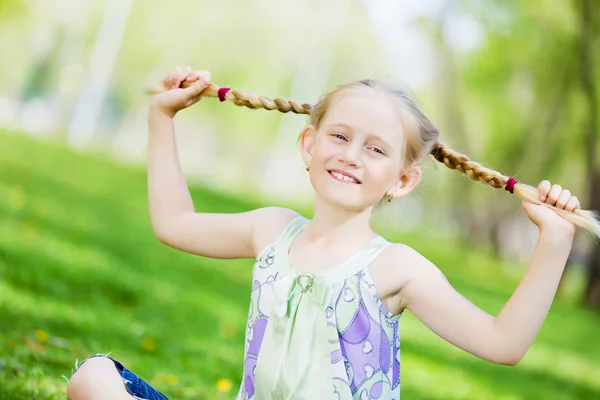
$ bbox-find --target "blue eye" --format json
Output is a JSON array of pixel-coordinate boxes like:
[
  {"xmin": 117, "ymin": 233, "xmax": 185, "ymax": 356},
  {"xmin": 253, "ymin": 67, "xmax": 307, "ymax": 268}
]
[
  {"xmin": 332, "ymin": 133, "xmax": 347, "ymax": 141},
  {"xmin": 370, "ymin": 147, "xmax": 385, "ymax": 155}
]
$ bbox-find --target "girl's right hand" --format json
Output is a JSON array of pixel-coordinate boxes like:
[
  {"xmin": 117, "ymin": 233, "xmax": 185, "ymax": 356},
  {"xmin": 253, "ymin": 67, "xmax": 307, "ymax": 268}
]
[{"xmin": 150, "ymin": 66, "xmax": 211, "ymax": 118}]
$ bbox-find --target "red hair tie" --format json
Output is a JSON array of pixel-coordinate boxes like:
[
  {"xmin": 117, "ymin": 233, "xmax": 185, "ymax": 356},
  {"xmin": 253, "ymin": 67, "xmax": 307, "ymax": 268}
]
[
  {"xmin": 218, "ymin": 87, "xmax": 231, "ymax": 102},
  {"xmin": 505, "ymin": 177, "xmax": 518, "ymax": 194}
]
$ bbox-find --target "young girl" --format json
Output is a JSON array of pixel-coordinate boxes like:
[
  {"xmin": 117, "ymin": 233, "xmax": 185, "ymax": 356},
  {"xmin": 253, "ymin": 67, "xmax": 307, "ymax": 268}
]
[{"xmin": 67, "ymin": 66, "xmax": 598, "ymax": 400}]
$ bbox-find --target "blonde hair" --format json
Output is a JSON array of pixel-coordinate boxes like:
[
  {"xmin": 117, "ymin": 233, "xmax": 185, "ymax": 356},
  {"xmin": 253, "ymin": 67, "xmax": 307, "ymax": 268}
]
[{"xmin": 192, "ymin": 82, "xmax": 600, "ymax": 238}]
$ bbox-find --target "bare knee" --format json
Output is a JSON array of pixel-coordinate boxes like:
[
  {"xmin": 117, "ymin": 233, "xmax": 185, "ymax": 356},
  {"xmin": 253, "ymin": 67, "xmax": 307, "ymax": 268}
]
[{"xmin": 67, "ymin": 357, "xmax": 126, "ymax": 400}]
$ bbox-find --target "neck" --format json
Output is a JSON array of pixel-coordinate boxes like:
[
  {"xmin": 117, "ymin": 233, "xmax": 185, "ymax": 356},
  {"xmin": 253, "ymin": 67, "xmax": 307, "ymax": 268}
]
[{"xmin": 302, "ymin": 196, "xmax": 378, "ymax": 247}]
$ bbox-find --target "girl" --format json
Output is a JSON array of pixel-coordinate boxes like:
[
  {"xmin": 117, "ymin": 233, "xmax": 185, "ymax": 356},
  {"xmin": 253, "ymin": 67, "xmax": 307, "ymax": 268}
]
[{"xmin": 67, "ymin": 66, "xmax": 598, "ymax": 400}]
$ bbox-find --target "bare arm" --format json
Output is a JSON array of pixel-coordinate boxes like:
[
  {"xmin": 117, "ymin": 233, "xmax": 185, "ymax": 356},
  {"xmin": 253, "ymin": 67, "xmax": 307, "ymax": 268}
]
[
  {"xmin": 399, "ymin": 230, "xmax": 572, "ymax": 366},
  {"xmin": 396, "ymin": 181, "xmax": 579, "ymax": 365},
  {"xmin": 493, "ymin": 231, "xmax": 572, "ymax": 362},
  {"xmin": 147, "ymin": 107, "xmax": 194, "ymax": 235},
  {"xmin": 147, "ymin": 67, "xmax": 297, "ymax": 259}
]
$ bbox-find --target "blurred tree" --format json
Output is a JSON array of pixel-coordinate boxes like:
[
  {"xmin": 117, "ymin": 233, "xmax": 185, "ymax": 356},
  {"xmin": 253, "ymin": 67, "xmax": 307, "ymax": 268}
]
[
  {"xmin": 68, "ymin": 0, "xmax": 133, "ymax": 147},
  {"xmin": 578, "ymin": 0, "xmax": 600, "ymax": 309},
  {"xmin": 428, "ymin": 4, "xmax": 480, "ymax": 246},
  {"xmin": 448, "ymin": 2, "xmax": 580, "ymax": 246},
  {"xmin": 458, "ymin": 0, "xmax": 600, "ymax": 308},
  {"xmin": 415, "ymin": 1, "xmax": 583, "ymax": 253}
]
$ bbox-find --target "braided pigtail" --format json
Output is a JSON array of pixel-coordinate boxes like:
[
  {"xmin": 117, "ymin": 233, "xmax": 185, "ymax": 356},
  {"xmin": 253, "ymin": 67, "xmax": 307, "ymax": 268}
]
[
  {"xmin": 178, "ymin": 81, "xmax": 600, "ymax": 238},
  {"xmin": 184, "ymin": 83, "xmax": 313, "ymax": 115},
  {"xmin": 431, "ymin": 141, "xmax": 600, "ymax": 238}
]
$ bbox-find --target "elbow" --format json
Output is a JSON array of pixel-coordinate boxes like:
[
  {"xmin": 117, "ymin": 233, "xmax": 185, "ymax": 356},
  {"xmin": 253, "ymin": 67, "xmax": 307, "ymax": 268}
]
[
  {"xmin": 489, "ymin": 339, "xmax": 523, "ymax": 366},
  {"xmin": 496, "ymin": 356, "xmax": 521, "ymax": 366},
  {"xmin": 494, "ymin": 350, "xmax": 524, "ymax": 366},
  {"xmin": 154, "ymin": 232, "xmax": 169, "ymax": 245},
  {"xmin": 151, "ymin": 216, "xmax": 179, "ymax": 244},
  {"xmin": 151, "ymin": 225, "xmax": 172, "ymax": 245},
  {"xmin": 492, "ymin": 328, "xmax": 524, "ymax": 366},
  {"xmin": 150, "ymin": 213, "xmax": 188, "ymax": 244}
]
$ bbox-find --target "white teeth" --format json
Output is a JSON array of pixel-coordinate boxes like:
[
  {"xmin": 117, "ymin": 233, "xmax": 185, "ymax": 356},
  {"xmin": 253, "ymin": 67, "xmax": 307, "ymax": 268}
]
[{"xmin": 331, "ymin": 171, "xmax": 357, "ymax": 183}]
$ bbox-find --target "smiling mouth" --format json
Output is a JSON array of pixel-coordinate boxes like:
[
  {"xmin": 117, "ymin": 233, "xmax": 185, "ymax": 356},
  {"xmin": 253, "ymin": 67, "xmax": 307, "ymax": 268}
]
[{"xmin": 328, "ymin": 170, "xmax": 361, "ymax": 184}]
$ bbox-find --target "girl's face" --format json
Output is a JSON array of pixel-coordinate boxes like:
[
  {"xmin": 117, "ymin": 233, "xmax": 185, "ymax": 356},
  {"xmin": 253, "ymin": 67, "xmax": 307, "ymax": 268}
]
[{"xmin": 302, "ymin": 88, "xmax": 414, "ymax": 212}]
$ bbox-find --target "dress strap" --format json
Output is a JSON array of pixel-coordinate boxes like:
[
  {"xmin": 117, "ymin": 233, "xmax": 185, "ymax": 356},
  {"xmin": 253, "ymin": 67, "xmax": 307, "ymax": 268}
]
[{"xmin": 275, "ymin": 214, "xmax": 309, "ymax": 254}]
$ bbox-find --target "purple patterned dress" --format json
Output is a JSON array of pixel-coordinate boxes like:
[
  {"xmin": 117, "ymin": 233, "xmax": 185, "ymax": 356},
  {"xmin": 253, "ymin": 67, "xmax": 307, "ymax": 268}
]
[{"xmin": 236, "ymin": 216, "xmax": 402, "ymax": 399}]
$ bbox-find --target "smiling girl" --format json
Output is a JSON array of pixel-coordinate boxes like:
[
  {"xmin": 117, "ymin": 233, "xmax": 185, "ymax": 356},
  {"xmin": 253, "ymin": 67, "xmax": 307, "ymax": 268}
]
[{"xmin": 67, "ymin": 67, "xmax": 599, "ymax": 400}]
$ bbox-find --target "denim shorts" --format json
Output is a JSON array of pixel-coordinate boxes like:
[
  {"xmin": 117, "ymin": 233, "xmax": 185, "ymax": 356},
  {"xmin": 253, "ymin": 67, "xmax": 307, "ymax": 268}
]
[{"xmin": 74, "ymin": 354, "xmax": 168, "ymax": 400}]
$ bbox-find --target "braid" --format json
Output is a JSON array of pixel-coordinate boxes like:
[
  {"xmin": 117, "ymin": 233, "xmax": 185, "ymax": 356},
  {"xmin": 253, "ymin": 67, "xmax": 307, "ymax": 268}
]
[
  {"xmin": 431, "ymin": 141, "xmax": 508, "ymax": 189},
  {"xmin": 176, "ymin": 81, "xmax": 600, "ymax": 238},
  {"xmin": 430, "ymin": 141, "xmax": 600, "ymax": 238},
  {"xmin": 191, "ymin": 83, "xmax": 313, "ymax": 114}
]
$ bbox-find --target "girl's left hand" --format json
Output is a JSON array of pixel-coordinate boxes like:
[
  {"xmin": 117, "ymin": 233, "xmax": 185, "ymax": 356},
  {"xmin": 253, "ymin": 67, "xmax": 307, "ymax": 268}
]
[{"xmin": 522, "ymin": 180, "xmax": 580, "ymax": 237}]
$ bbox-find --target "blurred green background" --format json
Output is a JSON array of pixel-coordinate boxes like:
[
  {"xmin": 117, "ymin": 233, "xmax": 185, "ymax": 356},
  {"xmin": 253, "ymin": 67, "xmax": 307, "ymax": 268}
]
[{"xmin": 1, "ymin": 0, "xmax": 600, "ymax": 399}]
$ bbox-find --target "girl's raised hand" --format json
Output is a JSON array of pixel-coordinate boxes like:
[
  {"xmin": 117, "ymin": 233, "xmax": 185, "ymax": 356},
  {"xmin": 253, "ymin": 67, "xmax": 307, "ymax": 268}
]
[
  {"xmin": 150, "ymin": 66, "xmax": 211, "ymax": 118},
  {"xmin": 522, "ymin": 180, "xmax": 580, "ymax": 237}
]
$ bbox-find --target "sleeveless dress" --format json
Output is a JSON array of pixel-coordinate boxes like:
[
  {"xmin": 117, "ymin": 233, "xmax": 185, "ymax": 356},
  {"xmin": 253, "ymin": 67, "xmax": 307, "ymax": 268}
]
[{"xmin": 236, "ymin": 215, "xmax": 403, "ymax": 400}]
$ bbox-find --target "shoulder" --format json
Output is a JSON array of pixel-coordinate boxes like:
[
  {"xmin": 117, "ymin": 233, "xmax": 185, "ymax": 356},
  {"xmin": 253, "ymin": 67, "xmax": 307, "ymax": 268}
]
[
  {"xmin": 378, "ymin": 242, "xmax": 436, "ymax": 273},
  {"xmin": 375, "ymin": 243, "xmax": 436, "ymax": 283},
  {"xmin": 250, "ymin": 207, "xmax": 300, "ymax": 257},
  {"xmin": 372, "ymin": 242, "xmax": 443, "ymax": 312},
  {"xmin": 390, "ymin": 243, "xmax": 438, "ymax": 272}
]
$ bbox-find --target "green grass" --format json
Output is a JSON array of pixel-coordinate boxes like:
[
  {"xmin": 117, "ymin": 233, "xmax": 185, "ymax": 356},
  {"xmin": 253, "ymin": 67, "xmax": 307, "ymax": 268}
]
[{"xmin": 1, "ymin": 130, "xmax": 599, "ymax": 399}]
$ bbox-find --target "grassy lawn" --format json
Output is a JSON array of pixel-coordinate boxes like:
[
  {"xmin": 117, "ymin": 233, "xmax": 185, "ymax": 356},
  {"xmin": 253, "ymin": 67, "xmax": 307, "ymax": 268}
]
[{"xmin": 1, "ymin": 130, "xmax": 599, "ymax": 399}]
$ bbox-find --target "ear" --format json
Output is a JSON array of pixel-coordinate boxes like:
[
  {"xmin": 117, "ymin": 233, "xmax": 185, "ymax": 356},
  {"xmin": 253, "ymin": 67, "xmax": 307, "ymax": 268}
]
[
  {"xmin": 299, "ymin": 125, "xmax": 317, "ymax": 166},
  {"xmin": 388, "ymin": 166, "xmax": 422, "ymax": 200}
]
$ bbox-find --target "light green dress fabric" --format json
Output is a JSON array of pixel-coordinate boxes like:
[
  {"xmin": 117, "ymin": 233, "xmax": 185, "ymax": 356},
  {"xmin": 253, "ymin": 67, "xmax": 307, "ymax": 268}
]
[{"xmin": 236, "ymin": 215, "xmax": 402, "ymax": 400}]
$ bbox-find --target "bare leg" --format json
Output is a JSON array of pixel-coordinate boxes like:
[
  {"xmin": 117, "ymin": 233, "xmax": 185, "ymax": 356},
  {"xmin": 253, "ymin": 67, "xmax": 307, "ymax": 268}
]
[{"xmin": 67, "ymin": 357, "xmax": 134, "ymax": 400}]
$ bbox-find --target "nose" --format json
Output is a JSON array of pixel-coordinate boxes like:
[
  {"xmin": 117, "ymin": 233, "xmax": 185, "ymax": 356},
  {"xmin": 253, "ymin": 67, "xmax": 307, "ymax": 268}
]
[{"xmin": 339, "ymin": 143, "xmax": 363, "ymax": 167}]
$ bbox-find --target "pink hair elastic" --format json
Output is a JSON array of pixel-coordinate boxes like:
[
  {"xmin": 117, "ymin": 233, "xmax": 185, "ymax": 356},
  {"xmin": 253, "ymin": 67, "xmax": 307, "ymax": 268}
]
[
  {"xmin": 504, "ymin": 177, "xmax": 518, "ymax": 194},
  {"xmin": 218, "ymin": 87, "xmax": 231, "ymax": 102}
]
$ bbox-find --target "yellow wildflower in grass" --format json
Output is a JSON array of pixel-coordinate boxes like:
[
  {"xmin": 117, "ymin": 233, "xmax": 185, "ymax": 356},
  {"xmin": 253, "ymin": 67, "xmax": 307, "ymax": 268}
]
[
  {"xmin": 220, "ymin": 322, "xmax": 237, "ymax": 339},
  {"xmin": 216, "ymin": 378, "xmax": 233, "ymax": 393},
  {"xmin": 141, "ymin": 337, "xmax": 157, "ymax": 352},
  {"xmin": 35, "ymin": 329, "xmax": 49, "ymax": 343},
  {"xmin": 154, "ymin": 373, "xmax": 179, "ymax": 386},
  {"xmin": 165, "ymin": 374, "xmax": 178, "ymax": 385}
]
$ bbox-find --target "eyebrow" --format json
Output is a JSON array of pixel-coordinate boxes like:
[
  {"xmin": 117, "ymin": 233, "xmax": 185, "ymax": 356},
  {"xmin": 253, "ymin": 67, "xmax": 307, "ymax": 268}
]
[{"xmin": 327, "ymin": 122, "xmax": 393, "ymax": 150}]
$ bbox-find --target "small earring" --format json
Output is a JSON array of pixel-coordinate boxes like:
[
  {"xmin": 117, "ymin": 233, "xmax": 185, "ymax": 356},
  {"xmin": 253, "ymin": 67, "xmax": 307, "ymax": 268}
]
[
  {"xmin": 387, "ymin": 193, "xmax": 393, "ymax": 203},
  {"xmin": 305, "ymin": 163, "xmax": 310, "ymax": 172}
]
